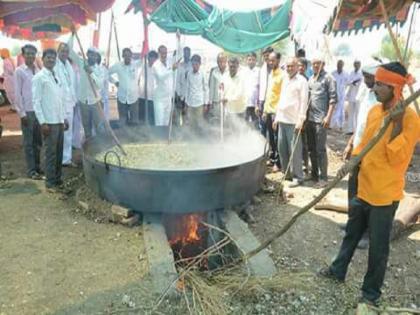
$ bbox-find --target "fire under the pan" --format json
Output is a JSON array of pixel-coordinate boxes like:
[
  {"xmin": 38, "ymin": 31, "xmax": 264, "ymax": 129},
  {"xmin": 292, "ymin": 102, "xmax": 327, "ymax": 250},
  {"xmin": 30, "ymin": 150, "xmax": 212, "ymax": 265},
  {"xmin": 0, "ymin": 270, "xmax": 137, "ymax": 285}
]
[{"xmin": 162, "ymin": 211, "xmax": 236, "ymax": 270}]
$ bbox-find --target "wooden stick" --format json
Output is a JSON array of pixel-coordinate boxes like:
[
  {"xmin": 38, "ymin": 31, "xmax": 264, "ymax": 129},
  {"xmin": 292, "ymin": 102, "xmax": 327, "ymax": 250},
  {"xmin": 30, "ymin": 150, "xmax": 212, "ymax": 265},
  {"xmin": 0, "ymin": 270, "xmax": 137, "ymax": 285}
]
[
  {"xmin": 244, "ymin": 88, "xmax": 420, "ymax": 260},
  {"xmin": 105, "ymin": 12, "xmax": 114, "ymax": 68},
  {"xmin": 379, "ymin": 0, "xmax": 420, "ymax": 116},
  {"xmin": 219, "ymin": 85, "xmax": 224, "ymax": 143},
  {"xmin": 73, "ymin": 30, "xmax": 127, "ymax": 155},
  {"xmin": 111, "ymin": 11, "xmax": 121, "ymax": 61}
]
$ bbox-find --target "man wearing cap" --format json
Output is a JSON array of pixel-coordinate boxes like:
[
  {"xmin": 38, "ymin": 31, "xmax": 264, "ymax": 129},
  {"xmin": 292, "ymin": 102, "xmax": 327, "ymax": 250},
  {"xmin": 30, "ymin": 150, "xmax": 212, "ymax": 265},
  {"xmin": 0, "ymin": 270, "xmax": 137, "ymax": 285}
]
[
  {"xmin": 306, "ymin": 56, "xmax": 337, "ymax": 188},
  {"xmin": 319, "ymin": 62, "xmax": 420, "ymax": 306},
  {"xmin": 55, "ymin": 43, "xmax": 77, "ymax": 167},
  {"xmin": 68, "ymin": 37, "xmax": 104, "ymax": 139},
  {"xmin": 331, "ymin": 60, "xmax": 348, "ymax": 130},
  {"xmin": 345, "ymin": 60, "xmax": 363, "ymax": 134},
  {"xmin": 208, "ymin": 52, "xmax": 228, "ymax": 125},
  {"xmin": 152, "ymin": 45, "xmax": 179, "ymax": 126}
]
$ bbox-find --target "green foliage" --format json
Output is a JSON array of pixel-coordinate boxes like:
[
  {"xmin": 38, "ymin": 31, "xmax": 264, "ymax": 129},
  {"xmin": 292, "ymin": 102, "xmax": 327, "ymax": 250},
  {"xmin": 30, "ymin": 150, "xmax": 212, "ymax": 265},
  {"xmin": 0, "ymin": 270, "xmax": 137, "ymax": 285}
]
[
  {"xmin": 10, "ymin": 45, "xmax": 21, "ymax": 57},
  {"xmin": 334, "ymin": 43, "xmax": 352, "ymax": 57},
  {"xmin": 378, "ymin": 34, "xmax": 413, "ymax": 63}
]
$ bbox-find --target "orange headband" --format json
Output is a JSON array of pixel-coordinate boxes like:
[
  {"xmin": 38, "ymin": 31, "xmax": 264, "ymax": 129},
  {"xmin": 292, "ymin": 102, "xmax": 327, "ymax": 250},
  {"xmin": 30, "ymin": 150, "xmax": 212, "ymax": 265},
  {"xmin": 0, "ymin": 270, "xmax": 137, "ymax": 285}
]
[{"xmin": 375, "ymin": 67, "xmax": 414, "ymax": 104}]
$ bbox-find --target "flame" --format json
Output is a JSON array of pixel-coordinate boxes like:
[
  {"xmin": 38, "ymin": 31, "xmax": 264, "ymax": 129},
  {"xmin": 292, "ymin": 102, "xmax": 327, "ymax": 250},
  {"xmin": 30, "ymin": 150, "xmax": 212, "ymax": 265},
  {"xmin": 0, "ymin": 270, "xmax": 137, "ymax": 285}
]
[{"xmin": 169, "ymin": 214, "xmax": 201, "ymax": 245}]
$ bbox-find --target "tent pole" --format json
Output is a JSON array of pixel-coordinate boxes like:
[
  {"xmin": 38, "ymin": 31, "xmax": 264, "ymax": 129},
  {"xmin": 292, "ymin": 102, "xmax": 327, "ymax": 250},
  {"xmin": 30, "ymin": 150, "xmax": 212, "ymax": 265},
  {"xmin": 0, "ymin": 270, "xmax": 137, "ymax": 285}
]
[
  {"xmin": 141, "ymin": 0, "xmax": 149, "ymax": 126},
  {"xmin": 379, "ymin": 0, "xmax": 420, "ymax": 116},
  {"xmin": 73, "ymin": 29, "xmax": 126, "ymax": 155},
  {"xmin": 106, "ymin": 12, "xmax": 114, "ymax": 68},
  {"xmin": 112, "ymin": 10, "xmax": 121, "ymax": 61},
  {"xmin": 403, "ymin": 3, "xmax": 417, "ymax": 63}
]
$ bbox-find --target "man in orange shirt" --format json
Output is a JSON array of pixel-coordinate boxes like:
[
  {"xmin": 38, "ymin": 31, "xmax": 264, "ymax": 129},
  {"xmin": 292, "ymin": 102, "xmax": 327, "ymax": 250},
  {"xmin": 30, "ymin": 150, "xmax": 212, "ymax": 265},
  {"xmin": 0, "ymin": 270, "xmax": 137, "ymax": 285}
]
[{"xmin": 319, "ymin": 62, "xmax": 420, "ymax": 306}]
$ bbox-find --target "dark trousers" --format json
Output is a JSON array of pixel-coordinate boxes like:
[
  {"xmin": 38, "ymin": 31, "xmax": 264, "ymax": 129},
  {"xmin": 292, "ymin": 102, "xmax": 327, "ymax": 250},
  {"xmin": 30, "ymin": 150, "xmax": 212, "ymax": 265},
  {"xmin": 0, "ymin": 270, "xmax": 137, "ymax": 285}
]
[
  {"xmin": 21, "ymin": 111, "xmax": 42, "ymax": 176},
  {"xmin": 306, "ymin": 121, "xmax": 328, "ymax": 181},
  {"xmin": 138, "ymin": 98, "xmax": 155, "ymax": 125},
  {"xmin": 258, "ymin": 101, "xmax": 266, "ymax": 136},
  {"xmin": 301, "ymin": 128, "xmax": 309, "ymax": 173},
  {"xmin": 245, "ymin": 106, "xmax": 258, "ymax": 128},
  {"xmin": 44, "ymin": 124, "xmax": 64, "ymax": 188},
  {"xmin": 265, "ymin": 113, "xmax": 280, "ymax": 167},
  {"xmin": 80, "ymin": 103, "xmax": 102, "ymax": 138},
  {"xmin": 330, "ymin": 197, "xmax": 398, "ymax": 302},
  {"xmin": 347, "ymin": 164, "xmax": 360, "ymax": 205},
  {"xmin": 118, "ymin": 100, "xmax": 139, "ymax": 125}
]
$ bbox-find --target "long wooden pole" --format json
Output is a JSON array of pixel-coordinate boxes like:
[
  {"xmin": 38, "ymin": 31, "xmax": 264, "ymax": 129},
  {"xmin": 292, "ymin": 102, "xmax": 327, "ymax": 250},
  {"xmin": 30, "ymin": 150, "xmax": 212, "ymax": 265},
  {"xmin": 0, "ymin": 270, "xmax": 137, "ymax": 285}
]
[
  {"xmin": 112, "ymin": 11, "xmax": 121, "ymax": 62},
  {"xmin": 105, "ymin": 12, "xmax": 114, "ymax": 67},
  {"xmin": 73, "ymin": 30, "xmax": 126, "ymax": 155},
  {"xmin": 245, "ymin": 88, "xmax": 420, "ymax": 260},
  {"xmin": 379, "ymin": 0, "xmax": 420, "ymax": 116}
]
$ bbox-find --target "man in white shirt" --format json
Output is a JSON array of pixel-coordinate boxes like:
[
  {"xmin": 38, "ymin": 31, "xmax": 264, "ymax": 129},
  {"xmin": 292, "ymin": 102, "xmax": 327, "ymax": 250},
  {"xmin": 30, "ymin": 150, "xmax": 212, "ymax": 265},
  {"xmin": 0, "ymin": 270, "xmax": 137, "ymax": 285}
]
[
  {"xmin": 152, "ymin": 45, "xmax": 178, "ymax": 126},
  {"xmin": 109, "ymin": 48, "xmax": 141, "ymax": 126},
  {"xmin": 223, "ymin": 57, "xmax": 247, "ymax": 125},
  {"xmin": 331, "ymin": 60, "xmax": 348, "ymax": 130},
  {"xmin": 244, "ymin": 52, "xmax": 260, "ymax": 128},
  {"xmin": 97, "ymin": 53, "xmax": 110, "ymax": 121},
  {"xmin": 32, "ymin": 49, "xmax": 69, "ymax": 191},
  {"xmin": 208, "ymin": 52, "xmax": 228, "ymax": 125},
  {"xmin": 185, "ymin": 54, "xmax": 208, "ymax": 134},
  {"xmin": 138, "ymin": 50, "xmax": 158, "ymax": 125},
  {"xmin": 14, "ymin": 44, "xmax": 42, "ymax": 179},
  {"xmin": 257, "ymin": 46, "xmax": 274, "ymax": 134},
  {"xmin": 55, "ymin": 43, "xmax": 77, "ymax": 167},
  {"xmin": 273, "ymin": 57, "xmax": 309, "ymax": 187},
  {"xmin": 174, "ymin": 46, "xmax": 192, "ymax": 126},
  {"xmin": 69, "ymin": 36, "xmax": 103, "ymax": 139},
  {"xmin": 345, "ymin": 60, "xmax": 363, "ymax": 134}
]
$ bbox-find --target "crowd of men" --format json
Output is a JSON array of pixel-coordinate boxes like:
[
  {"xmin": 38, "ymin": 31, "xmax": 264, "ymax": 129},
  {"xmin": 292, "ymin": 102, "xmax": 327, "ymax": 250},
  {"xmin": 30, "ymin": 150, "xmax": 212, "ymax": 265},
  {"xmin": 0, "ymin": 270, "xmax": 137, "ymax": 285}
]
[{"xmin": 1, "ymin": 37, "xmax": 419, "ymax": 307}]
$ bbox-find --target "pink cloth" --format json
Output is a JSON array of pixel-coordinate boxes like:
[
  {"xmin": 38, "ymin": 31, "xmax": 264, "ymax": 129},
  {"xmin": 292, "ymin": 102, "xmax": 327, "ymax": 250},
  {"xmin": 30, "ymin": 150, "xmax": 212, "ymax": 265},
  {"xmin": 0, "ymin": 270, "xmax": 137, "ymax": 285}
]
[
  {"xmin": 2, "ymin": 58, "xmax": 16, "ymax": 105},
  {"xmin": 14, "ymin": 64, "xmax": 38, "ymax": 117}
]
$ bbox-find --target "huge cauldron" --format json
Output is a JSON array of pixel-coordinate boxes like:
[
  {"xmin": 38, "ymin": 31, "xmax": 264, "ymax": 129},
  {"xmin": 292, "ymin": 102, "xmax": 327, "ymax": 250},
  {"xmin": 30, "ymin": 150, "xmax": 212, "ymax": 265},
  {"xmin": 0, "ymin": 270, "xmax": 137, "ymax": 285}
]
[{"xmin": 83, "ymin": 126, "xmax": 266, "ymax": 214}]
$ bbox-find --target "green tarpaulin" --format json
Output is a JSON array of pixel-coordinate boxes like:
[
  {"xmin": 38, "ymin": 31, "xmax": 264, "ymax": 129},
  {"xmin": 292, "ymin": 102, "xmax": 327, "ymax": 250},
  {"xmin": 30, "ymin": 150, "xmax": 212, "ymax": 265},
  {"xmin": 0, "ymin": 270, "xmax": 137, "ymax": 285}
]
[{"xmin": 146, "ymin": 0, "xmax": 292, "ymax": 53}]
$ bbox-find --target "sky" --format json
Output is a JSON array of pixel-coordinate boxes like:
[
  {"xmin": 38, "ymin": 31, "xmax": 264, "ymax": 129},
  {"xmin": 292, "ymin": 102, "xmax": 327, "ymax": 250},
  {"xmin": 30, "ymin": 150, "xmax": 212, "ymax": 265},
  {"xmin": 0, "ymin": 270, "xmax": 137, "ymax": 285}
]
[{"xmin": 0, "ymin": 0, "xmax": 419, "ymax": 70}]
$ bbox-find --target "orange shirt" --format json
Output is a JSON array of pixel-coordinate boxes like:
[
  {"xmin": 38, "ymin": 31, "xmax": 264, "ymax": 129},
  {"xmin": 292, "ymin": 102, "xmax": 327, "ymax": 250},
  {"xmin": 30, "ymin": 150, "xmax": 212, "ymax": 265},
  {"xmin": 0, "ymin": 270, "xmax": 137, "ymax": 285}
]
[{"xmin": 352, "ymin": 104, "xmax": 420, "ymax": 206}]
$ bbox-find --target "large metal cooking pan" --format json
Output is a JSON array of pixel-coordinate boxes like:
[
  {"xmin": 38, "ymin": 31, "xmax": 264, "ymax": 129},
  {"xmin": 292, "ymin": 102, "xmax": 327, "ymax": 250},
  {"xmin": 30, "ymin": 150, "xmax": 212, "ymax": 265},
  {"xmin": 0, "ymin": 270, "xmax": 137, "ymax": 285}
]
[{"xmin": 82, "ymin": 126, "xmax": 266, "ymax": 214}]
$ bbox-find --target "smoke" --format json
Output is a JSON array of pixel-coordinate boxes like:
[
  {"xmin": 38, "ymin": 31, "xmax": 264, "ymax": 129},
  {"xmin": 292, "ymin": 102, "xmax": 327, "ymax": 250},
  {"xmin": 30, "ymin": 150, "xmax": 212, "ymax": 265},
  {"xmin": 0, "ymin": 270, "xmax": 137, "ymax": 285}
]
[{"xmin": 90, "ymin": 112, "xmax": 266, "ymax": 171}]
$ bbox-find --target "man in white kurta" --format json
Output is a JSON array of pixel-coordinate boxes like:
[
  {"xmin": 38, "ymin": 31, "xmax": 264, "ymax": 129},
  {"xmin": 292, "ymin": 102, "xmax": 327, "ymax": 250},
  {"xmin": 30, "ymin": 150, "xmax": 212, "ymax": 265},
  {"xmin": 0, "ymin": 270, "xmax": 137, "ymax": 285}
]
[
  {"xmin": 345, "ymin": 60, "xmax": 363, "ymax": 134},
  {"xmin": 207, "ymin": 52, "xmax": 228, "ymax": 125},
  {"xmin": 331, "ymin": 60, "xmax": 348, "ymax": 130},
  {"xmin": 55, "ymin": 43, "xmax": 77, "ymax": 166},
  {"xmin": 152, "ymin": 45, "xmax": 178, "ymax": 126}
]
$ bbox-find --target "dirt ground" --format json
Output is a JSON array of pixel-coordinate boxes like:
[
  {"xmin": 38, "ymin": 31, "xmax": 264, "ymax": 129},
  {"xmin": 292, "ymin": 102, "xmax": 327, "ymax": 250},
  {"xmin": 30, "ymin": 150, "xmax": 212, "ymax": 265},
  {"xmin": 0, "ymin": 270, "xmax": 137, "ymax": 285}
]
[{"xmin": 0, "ymin": 103, "xmax": 419, "ymax": 315}]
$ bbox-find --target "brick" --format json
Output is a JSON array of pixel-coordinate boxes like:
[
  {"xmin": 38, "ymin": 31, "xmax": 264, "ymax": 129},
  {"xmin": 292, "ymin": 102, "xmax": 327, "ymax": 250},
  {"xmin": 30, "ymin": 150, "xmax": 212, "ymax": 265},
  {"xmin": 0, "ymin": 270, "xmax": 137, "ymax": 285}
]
[
  {"xmin": 121, "ymin": 214, "xmax": 140, "ymax": 227},
  {"xmin": 224, "ymin": 210, "xmax": 277, "ymax": 277},
  {"xmin": 78, "ymin": 201, "xmax": 89, "ymax": 210},
  {"xmin": 111, "ymin": 204, "xmax": 133, "ymax": 218}
]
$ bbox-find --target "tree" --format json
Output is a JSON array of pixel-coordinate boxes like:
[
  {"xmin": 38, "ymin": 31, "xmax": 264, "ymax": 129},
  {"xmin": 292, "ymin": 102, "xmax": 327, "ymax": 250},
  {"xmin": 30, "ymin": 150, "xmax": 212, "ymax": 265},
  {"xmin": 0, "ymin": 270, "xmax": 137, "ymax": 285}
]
[
  {"xmin": 11, "ymin": 45, "xmax": 21, "ymax": 56},
  {"xmin": 334, "ymin": 43, "xmax": 352, "ymax": 57},
  {"xmin": 378, "ymin": 34, "xmax": 414, "ymax": 63}
]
